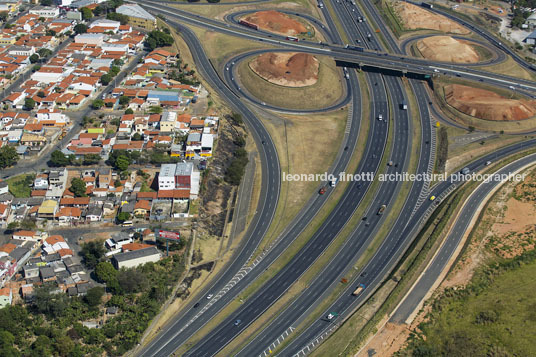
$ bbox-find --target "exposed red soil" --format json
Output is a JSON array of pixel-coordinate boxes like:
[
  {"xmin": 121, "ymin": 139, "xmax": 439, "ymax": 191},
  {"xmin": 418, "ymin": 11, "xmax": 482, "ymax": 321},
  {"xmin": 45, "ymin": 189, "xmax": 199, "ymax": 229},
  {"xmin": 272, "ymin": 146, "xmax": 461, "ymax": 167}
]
[
  {"xmin": 249, "ymin": 52, "xmax": 319, "ymax": 87},
  {"xmin": 445, "ymin": 84, "xmax": 536, "ymax": 121},
  {"xmin": 241, "ymin": 10, "xmax": 307, "ymax": 36}
]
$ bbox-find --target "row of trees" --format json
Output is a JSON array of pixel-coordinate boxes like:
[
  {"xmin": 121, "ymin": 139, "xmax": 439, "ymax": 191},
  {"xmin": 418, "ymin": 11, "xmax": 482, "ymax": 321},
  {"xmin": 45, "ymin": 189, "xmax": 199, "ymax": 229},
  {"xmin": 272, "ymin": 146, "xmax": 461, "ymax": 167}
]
[{"xmin": 49, "ymin": 150, "xmax": 101, "ymax": 167}]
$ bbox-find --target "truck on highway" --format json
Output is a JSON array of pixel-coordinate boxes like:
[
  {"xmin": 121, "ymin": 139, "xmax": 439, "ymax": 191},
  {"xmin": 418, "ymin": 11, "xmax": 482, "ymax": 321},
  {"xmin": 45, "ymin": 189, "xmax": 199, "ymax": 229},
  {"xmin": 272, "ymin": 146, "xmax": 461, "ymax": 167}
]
[
  {"xmin": 421, "ymin": 2, "xmax": 433, "ymax": 8},
  {"xmin": 377, "ymin": 204, "xmax": 386, "ymax": 215},
  {"xmin": 345, "ymin": 44, "xmax": 364, "ymax": 52},
  {"xmin": 400, "ymin": 100, "xmax": 407, "ymax": 110},
  {"xmin": 352, "ymin": 283, "xmax": 366, "ymax": 296},
  {"xmin": 239, "ymin": 19, "xmax": 259, "ymax": 30},
  {"xmin": 286, "ymin": 36, "xmax": 299, "ymax": 41}
]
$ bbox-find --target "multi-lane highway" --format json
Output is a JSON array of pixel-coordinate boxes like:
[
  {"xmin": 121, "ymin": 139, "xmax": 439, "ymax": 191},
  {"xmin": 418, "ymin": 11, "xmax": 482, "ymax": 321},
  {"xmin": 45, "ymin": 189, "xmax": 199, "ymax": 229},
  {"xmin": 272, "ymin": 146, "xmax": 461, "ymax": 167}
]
[
  {"xmin": 130, "ymin": 0, "xmax": 536, "ymax": 355},
  {"xmin": 136, "ymin": 6, "xmax": 374, "ymax": 356}
]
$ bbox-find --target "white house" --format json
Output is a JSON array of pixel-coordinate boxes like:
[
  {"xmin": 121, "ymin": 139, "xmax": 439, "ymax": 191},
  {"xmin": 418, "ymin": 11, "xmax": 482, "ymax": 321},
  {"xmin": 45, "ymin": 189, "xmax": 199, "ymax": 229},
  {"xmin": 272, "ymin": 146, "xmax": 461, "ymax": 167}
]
[
  {"xmin": 89, "ymin": 19, "xmax": 121, "ymax": 33},
  {"xmin": 29, "ymin": 6, "xmax": 60, "ymax": 18},
  {"xmin": 74, "ymin": 33, "xmax": 105, "ymax": 46},
  {"xmin": 8, "ymin": 46, "xmax": 35, "ymax": 57},
  {"xmin": 31, "ymin": 67, "xmax": 65, "ymax": 84}
]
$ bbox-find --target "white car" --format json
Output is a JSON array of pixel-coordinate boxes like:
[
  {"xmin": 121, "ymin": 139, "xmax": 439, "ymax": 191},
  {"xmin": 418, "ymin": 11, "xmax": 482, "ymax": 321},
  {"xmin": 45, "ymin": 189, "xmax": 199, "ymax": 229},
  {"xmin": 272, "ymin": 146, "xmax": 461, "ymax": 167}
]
[
  {"xmin": 378, "ymin": 114, "xmax": 383, "ymax": 121},
  {"xmin": 206, "ymin": 294, "xmax": 213, "ymax": 300},
  {"xmin": 327, "ymin": 313, "xmax": 335, "ymax": 320}
]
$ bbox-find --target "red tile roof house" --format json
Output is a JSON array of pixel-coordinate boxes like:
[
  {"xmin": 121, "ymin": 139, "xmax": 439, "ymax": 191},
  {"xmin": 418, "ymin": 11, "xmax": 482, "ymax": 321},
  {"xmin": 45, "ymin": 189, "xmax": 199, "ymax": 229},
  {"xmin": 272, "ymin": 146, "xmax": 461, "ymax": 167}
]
[
  {"xmin": 56, "ymin": 207, "xmax": 82, "ymax": 225},
  {"xmin": 12, "ymin": 230, "xmax": 44, "ymax": 242}
]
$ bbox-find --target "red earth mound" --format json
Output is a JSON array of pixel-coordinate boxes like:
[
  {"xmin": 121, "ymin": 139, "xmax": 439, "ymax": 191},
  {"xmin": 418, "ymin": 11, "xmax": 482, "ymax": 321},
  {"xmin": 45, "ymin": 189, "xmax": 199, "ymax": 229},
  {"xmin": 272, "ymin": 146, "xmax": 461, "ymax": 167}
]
[
  {"xmin": 241, "ymin": 10, "xmax": 307, "ymax": 36},
  {"xmin": 445, "ymin": 84, "xmax": 536, "ymax": 121},
  {"xmin": 249, "ymin": 52, "xmax": 319, "ymax": 87}
]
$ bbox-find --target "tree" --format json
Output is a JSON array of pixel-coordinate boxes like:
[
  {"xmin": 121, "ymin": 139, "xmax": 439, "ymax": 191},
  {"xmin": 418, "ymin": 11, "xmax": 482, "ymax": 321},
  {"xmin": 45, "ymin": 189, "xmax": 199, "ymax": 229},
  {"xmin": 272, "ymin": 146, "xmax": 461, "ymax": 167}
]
[
  {"xmin": 50, "ymin": 150, "xmax": 70, "ymax": 167},
  {"xmin": 80, "ymin": 241, "xmax": 105, "ymax": 269},
  {"xmin": 118, "ymin": 95, "xmax": 130, "ymax": 107},
  {"xmin": 116, "ymin": 212, "xmax": 130, "ymax": 223},
  {"xmin": 24, "ymin": 98, "xmax": 35, "ymax": 110},
  {"xmin": 38, "ymin": 48, "xmax": 52, "ymax": 58},
  {"xmin": 108, "ymin": 65, "xmax": 120, "ymax": 77},
  {"xmin": 0, "ymin": 146, "xmax": 18, "ymax": 169},
  {"xmin": 132, "ymin": 132, "xmax": 143, "ymax": 141},
  {"xmin": 81, "ymin": 7, "xmax": 93, "ymax": 20},
  {"xmin": 95, "ymin": 262, "xmax": 118, "ymax": 285},
  {"xmin": 40, "ymin": 0, "xmax": 52, "ymax": 5},
  {"xmin": 73, "ymin": 23, "xmax": 87, "ymax": 35},
  {"xmin": 117, "ymin": 268, "xmax": 147, "ymax": 293},
  {"xmin": 145, "ymin": 30, "xmax": 174, "ymax": 50},
  {"xmin": 100, "ymin": 73, "xmax": 112, "ymax": 86},
  {"xmin": 45, "ymin": 29, "xmax": 56, "ymax": 37},
  {"xmin": 106, "ymin": 12, "xmax": 129, "ymax": 25},
  {"xmin": 84, "ymin": 287, "xmax": 104, "ymax": 307},
  {"xmin": 91, "ymin": 99, "xmax": 104, "ymax": 109},
  {"xmin": 124, "ymin": 108, "xmax": 133, "ymax": 115},
  {"xmin": 115, "ymin": 155, "xmax": 130, "ymax": 171},
  {"xmin": 32, "ymin": 335, "xmax": 52, "ymax": 356},
  {"xmin": 37, "ymin": 91, "xmax": 45, "ymax": 98},
  {"xmin": 69, "ymin": 178, "xmax": 86, "ymax": 197},
  {"xmin": 29, "ymin": 54, "xmax": 39, "ymax": 64},
  {"xmin": 0, "ymin": 12, "xmax": 8, "ymax": 23}
]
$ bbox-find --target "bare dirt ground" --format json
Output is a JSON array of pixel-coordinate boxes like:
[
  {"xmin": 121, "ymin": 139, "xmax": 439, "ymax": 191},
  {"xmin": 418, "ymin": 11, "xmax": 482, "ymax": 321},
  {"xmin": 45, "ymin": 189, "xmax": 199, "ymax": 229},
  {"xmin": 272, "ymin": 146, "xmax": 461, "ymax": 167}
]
[
  {"xmin": 249, "ymin": 52, "xmax": 319, "ymax": 87},
  {"xmin": 241, "ymin": 10, "xmax": 306, "ymax": 36},
  {"xmin": 393, "ymin": 1, "xmax": 470, "ymax": 34},
  {"xmin": 416, "ymin": 36, "xmax": 479, "ymax": 63},
  {"xmin": 445, "ymin": 84, "xmax": 536, "ymax": 121}
]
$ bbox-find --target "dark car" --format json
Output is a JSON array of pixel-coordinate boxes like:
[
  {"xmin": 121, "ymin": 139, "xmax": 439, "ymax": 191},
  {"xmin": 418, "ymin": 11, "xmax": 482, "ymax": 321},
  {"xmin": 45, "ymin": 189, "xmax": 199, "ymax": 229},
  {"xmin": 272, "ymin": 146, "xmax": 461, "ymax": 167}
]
[{"xmin": 194, "ymin": 302, "xmax": 200, "ymax": 308}]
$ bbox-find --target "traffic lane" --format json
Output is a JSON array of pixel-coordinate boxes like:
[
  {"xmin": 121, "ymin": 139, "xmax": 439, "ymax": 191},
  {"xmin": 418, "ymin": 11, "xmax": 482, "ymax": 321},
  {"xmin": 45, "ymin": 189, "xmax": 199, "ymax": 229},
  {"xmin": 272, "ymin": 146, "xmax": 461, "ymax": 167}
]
[
  {"xmin": 138, "ymin": 1, "xmax": 536, "ymax": 92},
  {"xmin": 282, "ymin": 139, "xmax": 536, "ymax": 355},
  {"xmin": 390, "ymin": 152, "xmax": 536, "ymax": 322},
  {"xmin": 135, "ymin": 20, "xmax": 281, "ymax": 357},
  {"xmin": 138, "ymin": 13, "xmax": 366, "ymax": 354},
  {"xmin": 183, "ymin": 70, "xmax": 391, "ymax": 357},
  {"xmin": 236, "ymin": 73, "xmax": 415, "ymax": 356}
]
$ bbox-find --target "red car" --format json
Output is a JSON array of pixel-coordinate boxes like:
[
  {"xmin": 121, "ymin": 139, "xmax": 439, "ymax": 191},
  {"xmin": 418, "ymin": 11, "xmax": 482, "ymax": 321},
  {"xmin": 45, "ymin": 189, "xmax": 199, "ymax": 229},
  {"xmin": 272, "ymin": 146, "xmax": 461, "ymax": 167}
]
[{"xmin": 319, "ymin": 187, "xmax": 327, "ymax": 195}]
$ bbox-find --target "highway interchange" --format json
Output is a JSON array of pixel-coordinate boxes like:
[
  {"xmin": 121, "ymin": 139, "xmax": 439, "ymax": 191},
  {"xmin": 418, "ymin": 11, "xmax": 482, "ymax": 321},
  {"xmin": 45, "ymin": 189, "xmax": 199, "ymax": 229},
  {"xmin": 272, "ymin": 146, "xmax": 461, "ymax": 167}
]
[{"xmin": 132, "ymin": 0, "xmax": 536, "ymax": 356}]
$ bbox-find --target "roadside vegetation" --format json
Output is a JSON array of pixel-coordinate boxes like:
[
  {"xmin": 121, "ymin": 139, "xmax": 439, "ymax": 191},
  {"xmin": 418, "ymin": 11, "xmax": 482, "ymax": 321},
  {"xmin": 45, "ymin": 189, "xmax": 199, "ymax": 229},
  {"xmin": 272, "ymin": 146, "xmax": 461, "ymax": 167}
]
[{"xmin": 401, "ymin": 249, "xmax": 536, "ymax": 356}]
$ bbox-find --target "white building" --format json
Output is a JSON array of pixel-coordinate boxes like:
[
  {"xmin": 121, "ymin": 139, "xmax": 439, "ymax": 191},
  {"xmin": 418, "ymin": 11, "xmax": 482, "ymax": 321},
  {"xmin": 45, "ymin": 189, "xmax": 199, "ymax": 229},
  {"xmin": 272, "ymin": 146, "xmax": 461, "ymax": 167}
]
[
  {"xmin": 29, "ymin": 6, "xmax": 60, "ymax": 18},
  {"xmin": 112, "ymin": 247, "xmax": 161, "ymax": 269},
  {"xmin": 89, "ymin": 19, "xmax": 121, "ymax": 32},
  {"xmin": 158, "ymin": 163, "xmax": 176, "ymax": 190},
  {"xmin": 31, "ymin": 67, "xmax": 65, "ymax": 84},
  {"xmin": 74, "ymin": 33, "xmax": 105, "ymax": 46},
  {"xmin": 8, "ymin": 46, "xmax": 34, "ymax": 56}
]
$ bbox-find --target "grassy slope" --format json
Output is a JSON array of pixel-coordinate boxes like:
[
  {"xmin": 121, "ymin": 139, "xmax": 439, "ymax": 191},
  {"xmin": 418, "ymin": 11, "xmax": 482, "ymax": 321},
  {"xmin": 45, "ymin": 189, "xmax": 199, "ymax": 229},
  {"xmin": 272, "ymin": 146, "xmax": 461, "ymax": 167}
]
[{"xmin": 402, "ymin": 258, "xmax": 536, "ymax": 356}]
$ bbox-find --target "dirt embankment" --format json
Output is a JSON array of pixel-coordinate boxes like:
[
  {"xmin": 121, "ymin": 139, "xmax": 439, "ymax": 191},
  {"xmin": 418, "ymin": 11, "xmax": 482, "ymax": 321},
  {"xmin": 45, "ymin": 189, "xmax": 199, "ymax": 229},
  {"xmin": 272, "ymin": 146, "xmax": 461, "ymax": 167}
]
[
  {"xmin": 240, "ymin": 10, "xmax": 306, "ymax": 36},
  {"xmin": 417, "ymin": 36, "xmax": 479, "ymax": 63},
  {"xmin": 445, "ymin": 84, "xmax": 536, "ymax": 121},
  {"xmin": 249, "ymin": 52, "xmax": 319, "ymax": 87},
  {"xmin": 393, "ymin": 1, "xmax": 470, "ymax": 34}
]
